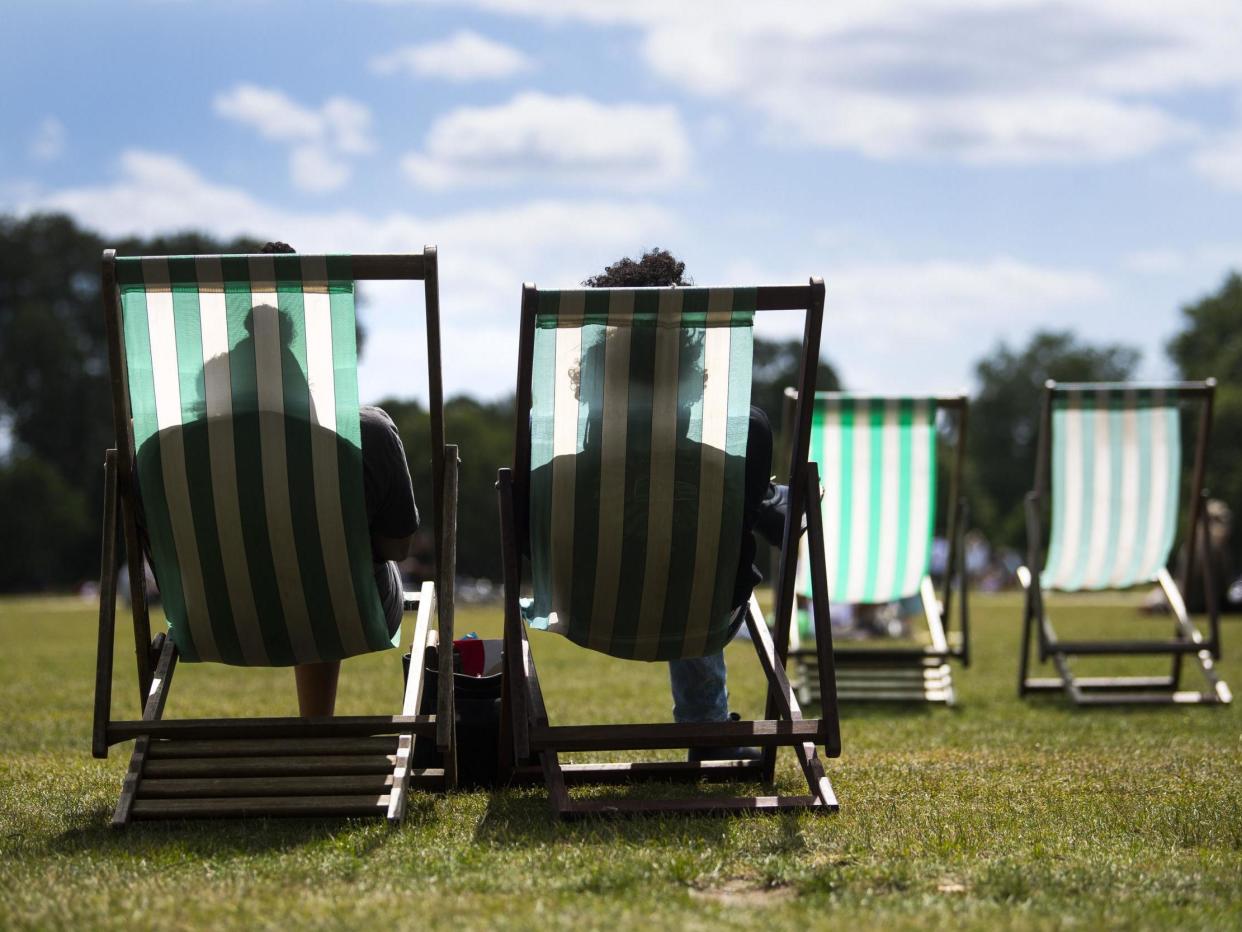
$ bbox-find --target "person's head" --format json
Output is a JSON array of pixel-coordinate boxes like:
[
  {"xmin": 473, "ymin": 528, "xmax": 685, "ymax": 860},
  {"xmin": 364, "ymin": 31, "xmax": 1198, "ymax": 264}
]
[
  {"xmin": 583, "ymin": 248, "xmax": 689, "ymax": 287},
  {"xmin": 573, "ymin": 248, "xmax": 703, "ymax": 400},
  {"xmin": 260, "ymin": 241, "xmax": 296, "ymax": 254}
]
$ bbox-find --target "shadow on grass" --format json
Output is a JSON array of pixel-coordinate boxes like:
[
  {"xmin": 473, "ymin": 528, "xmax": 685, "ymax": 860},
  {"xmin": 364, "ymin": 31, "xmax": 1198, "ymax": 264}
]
[
  {"xmin": 473, "ymin": 782, "xmax": 811, "ymax": 848},
  {"xmin": 45, "ymin": 796, "xmax": 437, "ymax": 859},
  {"xmin": 837, "ymin": 702, "xmax": 938, "ymax": 721},
  {"xmin": 792, "ymin": 699, "xmax": 938, "ymax": 722}
]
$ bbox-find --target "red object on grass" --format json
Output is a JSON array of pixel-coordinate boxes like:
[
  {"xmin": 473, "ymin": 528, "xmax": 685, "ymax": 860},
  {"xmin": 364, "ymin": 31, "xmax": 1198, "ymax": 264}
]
[{"xmin": 453, "ymin": 638, "xmax": 484, "ymax": 676}]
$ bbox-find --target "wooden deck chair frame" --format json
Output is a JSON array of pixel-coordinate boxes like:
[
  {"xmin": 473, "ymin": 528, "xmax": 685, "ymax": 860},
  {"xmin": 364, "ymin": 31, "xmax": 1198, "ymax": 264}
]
[
  {"xmin": 496, "ymin": 281, "xmax": 841, "ymax": 819},
  {"xmin": 1018, "ymin": 379, "xmax": 1231, "ymax": 706},
  {"xmin": 782, "ymin": 391, "xmax": 971, "ymax": 705},
  {"xmin": 93, "ymin": 249, "xmax": 459, "ymax": 826}
]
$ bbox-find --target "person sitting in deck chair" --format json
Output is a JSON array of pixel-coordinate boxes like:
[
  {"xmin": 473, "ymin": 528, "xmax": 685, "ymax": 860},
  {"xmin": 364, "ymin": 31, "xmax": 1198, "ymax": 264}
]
[
  {"xmin": 258, "ymin": 243, "xmax": 420, "ymax": 718},
  {"xmin": 584, "ymin": 249, "xmax": 788, "ymax": 757}
]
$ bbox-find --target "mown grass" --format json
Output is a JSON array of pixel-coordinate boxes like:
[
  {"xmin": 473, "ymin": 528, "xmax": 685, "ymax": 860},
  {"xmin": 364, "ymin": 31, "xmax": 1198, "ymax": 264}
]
[{"xmin": 1, "ymin": 592, "xmax": 1239, "ymax": 930}]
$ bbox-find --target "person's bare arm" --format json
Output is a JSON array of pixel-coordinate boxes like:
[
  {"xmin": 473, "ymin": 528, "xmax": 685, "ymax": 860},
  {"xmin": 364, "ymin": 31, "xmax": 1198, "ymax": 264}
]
[{"xmin": 372, "ymin": 532, "xmax": 414, "ymax": 563}]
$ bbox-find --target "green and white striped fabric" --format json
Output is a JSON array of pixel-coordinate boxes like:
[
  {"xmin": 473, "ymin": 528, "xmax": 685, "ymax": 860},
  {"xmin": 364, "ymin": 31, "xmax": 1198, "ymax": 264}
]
[
  {"xmin": 797, "ymin": 395, "xmax": 938, "ymax": 629},
  {"xmin": 1042, "ymin": 387, "xmax": 1182, "ymax": 592},
  {"xmin": 117, "ymin": 255, "xmax": 393, "ymax": 666},
  {"xmin": 525, "ymin": 288, "xmax": 754, "ymax": 662}
]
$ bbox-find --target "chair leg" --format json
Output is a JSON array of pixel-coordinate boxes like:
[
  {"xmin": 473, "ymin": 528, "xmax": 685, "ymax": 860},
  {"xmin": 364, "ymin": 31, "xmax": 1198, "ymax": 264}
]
[
  {"xmin": 1017, "ymin": 570, "xmax": 1036, "ymax": 697},
  {"xmin": 94, "ymin": 451, "xmax": 120, "ymax": 760},
  {"xmin": 112, "ymin": 634, "xmax": 177, "ymax": 828},
  {"xmin": 745, "ymin": 598, "xmax": 837, "ymax": 809},
  {"xmin": 388, "ymin": 581, "xmax": 438, "ymax": 826}
]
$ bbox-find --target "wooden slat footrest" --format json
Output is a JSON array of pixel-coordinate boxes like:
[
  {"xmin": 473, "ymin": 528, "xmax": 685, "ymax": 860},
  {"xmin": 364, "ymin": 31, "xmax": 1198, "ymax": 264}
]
[
  {"xmin": 1049, "ymin": 640, "xmax": 1207, "ymax": 656},
  {"xmin": 146, "ymin": 736, "xmax": 399, "ymax": 758},
  {"xmin": 136, "ymin": 771, "xmax": 446, "ymax": 799},
  {"xmin": 108, "ymin": 715, "xmax": 435, "ymax": 744},
  {"xmin": 1024, "ymin": 676, "xmax": 1177, "ymax": 691},
  {"xmin": 138, "ymin": 775, "xmax": 395, "ymax": 797},
  {"xmin": 1071, "ymin": 690, "xmax": 1228, "ymax": 706},
  {"xmin": 838, "ymin": 689, "xmax": 954, "ymax": 703},
  {"xmin": 834, "ymin": 671, "xmax": 948, "ymax": 685},
  {"xmin": 120, "ymin": 733, "xmax": 447, "ymax": 822},
  {"xmin": 831, "ymin": 649, "xmax": 953, "ymax": 665},
  {"xmin": 561, "ymin": 794, "xmax": 831, "ymax": 819},
  {"xmin": 144, "ymin": 755, "xmax": 398, "ymax": 778},
  {"xmin": 513, "ymin": 759, "xmax": 766, "ymax": 786},
  {"xmin": 131, "ymin": 795, "xmax": 391, "ymax": 819},
  {"xmin": 530, "ymin": 719, "xmax": 825, "ymax": 753}
]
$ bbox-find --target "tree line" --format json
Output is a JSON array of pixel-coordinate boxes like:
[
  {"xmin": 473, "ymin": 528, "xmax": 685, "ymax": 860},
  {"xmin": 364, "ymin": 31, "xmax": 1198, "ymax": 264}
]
[{"xmin": 1, "ymin": 212, "xmax": 1238, "ymax": 591}]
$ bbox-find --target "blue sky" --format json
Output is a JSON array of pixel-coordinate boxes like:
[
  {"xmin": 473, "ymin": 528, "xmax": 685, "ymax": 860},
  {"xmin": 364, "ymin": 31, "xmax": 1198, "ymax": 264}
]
[{"xmin": 3, "ymin": 0, "xmax": 1241, "ymax": 403}]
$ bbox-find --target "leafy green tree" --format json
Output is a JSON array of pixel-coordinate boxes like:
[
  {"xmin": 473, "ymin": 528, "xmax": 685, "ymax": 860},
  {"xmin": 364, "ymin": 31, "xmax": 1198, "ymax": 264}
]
[
  {"xmin": 0, "ymin": 457, "xmax": 90, "ymax": 591},
  {"xmin": 0, "ymin": 212, "xmax": 260, "ymax": 589},
  {"xmin": 1168, "ymin": 272, "xmax": 1242, "ymax": 563},
  {"xmin": 969, "ymin": 330, "xmax": 1139, "ymax": 549},
  {"xmin": 382, "ymin": 395, "xmax": 516, "ymax": 582},
  {"xmin": 751, "ymin": 337, "xmax": 841, "ymax": 448}
]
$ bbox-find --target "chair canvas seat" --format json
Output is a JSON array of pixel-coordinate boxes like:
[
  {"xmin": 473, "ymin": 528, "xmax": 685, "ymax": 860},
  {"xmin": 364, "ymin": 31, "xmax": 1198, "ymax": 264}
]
[
  {"xmin": 116, "ymin": 255, "xmax": 391, "ymax": 665},
  {"xmin": 1041, "ymin": 388, "xmax": 1180, "ymax": 593},
  {"xmin": 797, "ymin": 396, "xmax": 937, "ymax": 617},
  {"xmin": 523, "ymin": 287, "xmax": 754, "ymax": 661},
  {"xmin": 1018, "ymin": 380, "xmax": 1229, "ymax": 706},
  {"xmin": 789, "ymin": 392, "xmax": 969, "ymax": 705}
]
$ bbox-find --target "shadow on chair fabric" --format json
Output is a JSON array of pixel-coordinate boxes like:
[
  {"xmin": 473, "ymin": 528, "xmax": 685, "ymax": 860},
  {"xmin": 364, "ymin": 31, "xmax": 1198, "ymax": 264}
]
[
  {"xmin": 782, "ymin": 391, "xmax": 971, "ymax": 706},
  {"xmin": 1017, "ymin": 379, "xmax": 1231, "ymax": 706},
  {"xmin": 93, "ymin": 250, "xmax": 459, "ymax": 827},
  {"xmin": 496, "ymin": 282, "xmax": 842, "ymax": 819}
]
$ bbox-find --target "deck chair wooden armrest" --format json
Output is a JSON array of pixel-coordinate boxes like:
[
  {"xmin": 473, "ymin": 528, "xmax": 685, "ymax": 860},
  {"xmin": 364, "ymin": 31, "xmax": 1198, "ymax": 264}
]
[
  {"xmin": 434, "ymin": 444, "xmax": 459, "ymax": 759},
  {"xmin": 948, "ymin": 493, "xmax": 972, "ymax": 667}
]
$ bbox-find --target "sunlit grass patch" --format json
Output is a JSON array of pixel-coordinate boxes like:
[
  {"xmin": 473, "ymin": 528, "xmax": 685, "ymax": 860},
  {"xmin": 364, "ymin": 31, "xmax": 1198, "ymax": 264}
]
[{"xmin": 1, "ymin": 592, "xmax": 1239, "ymax": 930}]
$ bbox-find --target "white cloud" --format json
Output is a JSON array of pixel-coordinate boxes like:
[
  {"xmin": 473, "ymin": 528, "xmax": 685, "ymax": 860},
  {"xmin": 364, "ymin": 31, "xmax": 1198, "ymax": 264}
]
[
  {"xmin": 213, "ymin": 84, "xmax": 375, "ymax": 192},
  {"xmin": 397, "ymin": 0, "xmax": 1242, "ymax": 165},
  {"xmin": 214, "ymin": 85, "xmax": 323, "ymax": 143},
  {"xmin": 824, "ymin": 258, "xmax": 1109, "ymax": 338},
  {"xmin": 28, "ymin": 117, "xmax": 66, "ymax": 161},
  {"xmin": 401, "ymin": 92, "xmax": 691, "ymax": 189},
  {"xmin": 371, "ymin": 30, "xmax": 534, "ymax": 81},
  {"xmin": 734, "ymin": 254, "xmax": 1110, "ymax": 393},
  {"xmin": 15, "ymin": 149, "xmax": 677, "ymax": 400},
  {"xmin": 1123, "ymin": 242, "xmax": 1242, "ymax": 276},
  {"xmin": 321, "ymin": 97, "xmax": 375, "ymax": 155},
  {"xmin": 1123, "ymin": 248, "xmax": 1186, "ymax": 275},
  {"xmin": 1192, "ymin": 124, "xmax": 1242, "ymax": 192},
  {"xmin": 290, "ymin": 145, "xmax": 351, "ymax": 194}
]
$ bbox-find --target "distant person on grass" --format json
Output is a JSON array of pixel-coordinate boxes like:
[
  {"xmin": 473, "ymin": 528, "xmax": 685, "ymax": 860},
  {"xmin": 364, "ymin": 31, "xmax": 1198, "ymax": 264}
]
[
  {"xmin": 585, "ymin": 249, "xmax": 788, "ymax": 760},
  {"xmin": 258, "ymin": 243, "xmax": 420, "ymax": 719}
]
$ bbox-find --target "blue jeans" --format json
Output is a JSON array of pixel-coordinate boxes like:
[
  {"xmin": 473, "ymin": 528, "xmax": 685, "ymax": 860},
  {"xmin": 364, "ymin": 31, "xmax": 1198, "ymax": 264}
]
[{"xmin": 667, "ymin": 608, "xmax": 746, "ymax": 723}]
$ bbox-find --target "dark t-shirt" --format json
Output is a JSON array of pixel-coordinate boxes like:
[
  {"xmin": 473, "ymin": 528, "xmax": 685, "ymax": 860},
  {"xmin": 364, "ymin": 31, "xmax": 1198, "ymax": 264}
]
[
  {"xmin": 521, "ymin": 404, "xmax": 773, "ymax": 614},
  {"xmin": 360, "ymin": 405, "xmax": 419, "ymax": 544},
  {"xmin": 734, "ymin": 406, "xmax": 773, "ymax": 610},
  {"xmin": 360, "ymin": 405, "xmax": 419, "ymax": 634}
]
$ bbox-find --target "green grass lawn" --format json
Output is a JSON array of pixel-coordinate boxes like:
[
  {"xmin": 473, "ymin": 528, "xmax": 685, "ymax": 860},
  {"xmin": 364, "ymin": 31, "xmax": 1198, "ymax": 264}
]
[{"xmin": 2, "ymin": 592, "xmax": 1239, "ymax": 930}]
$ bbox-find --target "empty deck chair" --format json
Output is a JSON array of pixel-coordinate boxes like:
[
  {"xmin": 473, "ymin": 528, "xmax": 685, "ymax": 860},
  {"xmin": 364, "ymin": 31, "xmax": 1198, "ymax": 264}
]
[
  {"xmin": 1018, "ymin": 380, "xmax": 1230, "ymax": 705},
  {"xmin": 786, "ymin": 392, "xmax": 970, "ymax": 704},
  {"xmin": 497, "ymin": 282, "xmax": 841, "ymax": 818},
  {"xmin": 93, "ymin": 249, "xmax": 459, "ymax": 825}
]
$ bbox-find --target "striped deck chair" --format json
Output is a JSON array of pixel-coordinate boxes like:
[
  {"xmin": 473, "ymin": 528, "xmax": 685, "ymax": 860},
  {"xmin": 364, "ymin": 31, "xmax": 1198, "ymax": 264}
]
[
  {"xmin": 786, "ymin": 392, "xmax": 970, "ymax": 704},
  {"xmin": 93, "ymin": 249, "xmax": 460, "ymax": 826},
  {"xmin": 1018, "ymin": 380, "xmax": 1230, "ymax": 705},
  {"xmin": 496, "ymin": 282, "xmax": 841, "ymax": 818}
]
